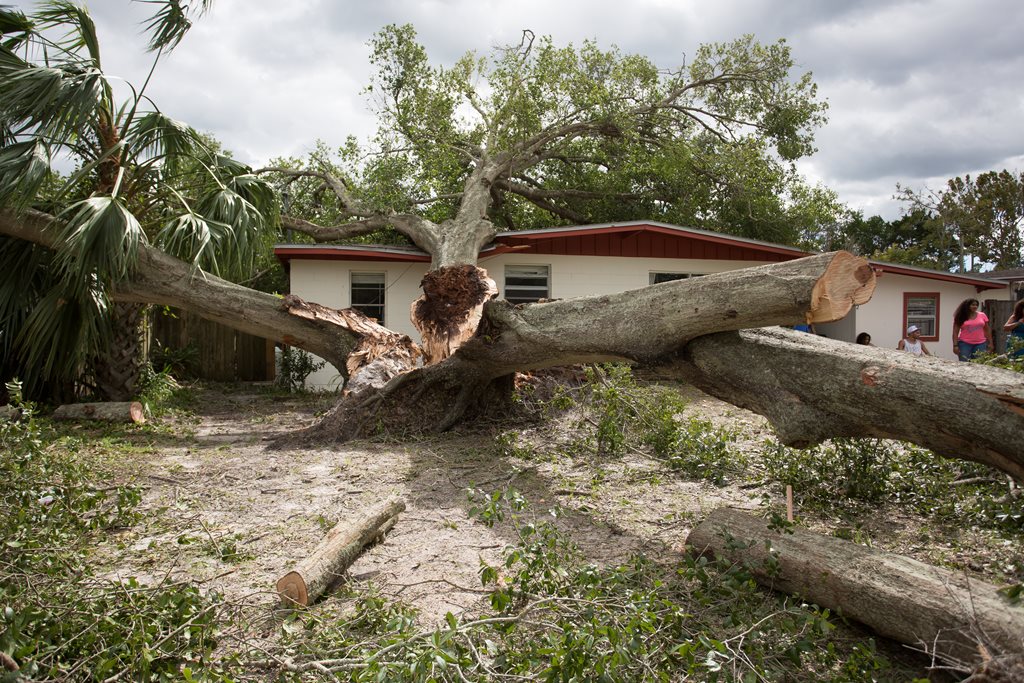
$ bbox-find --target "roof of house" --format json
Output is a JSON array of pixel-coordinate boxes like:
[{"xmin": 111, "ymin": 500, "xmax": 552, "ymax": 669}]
[
  {"xmin": 976, "ymin": 267, "xmax": 1024, "ymax": 281},
  {"xmin": 274, "ymin": 220, "xmax": 1003, "ymax": 290}
]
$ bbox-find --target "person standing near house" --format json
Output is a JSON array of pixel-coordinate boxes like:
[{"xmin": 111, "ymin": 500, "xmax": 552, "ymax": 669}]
[
  {"xmin": 898, "ymin": 325, "xmax": 931, "ymax": 356},
  {"xmin": 952, "ymin": 298, "xmax": 992, "ymax": 361},
  {"xmin": 1003, "ymin": 299, "xmax": 1024, "ymax": 358},
  {"xmin": 855, "ymin": 332, "xmax": 874, "ymax": 345}
]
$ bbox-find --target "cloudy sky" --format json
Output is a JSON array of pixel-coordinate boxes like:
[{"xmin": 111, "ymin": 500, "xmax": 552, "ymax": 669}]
[{"xmin": 19, "ymin": 0, "xmax": 1024, "ymax": 219}]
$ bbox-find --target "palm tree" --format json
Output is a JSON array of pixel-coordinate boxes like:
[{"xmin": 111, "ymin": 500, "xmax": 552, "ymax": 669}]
[{"xmin": 0, "ymin": 1, "xmax": 276, "ymax": 400}]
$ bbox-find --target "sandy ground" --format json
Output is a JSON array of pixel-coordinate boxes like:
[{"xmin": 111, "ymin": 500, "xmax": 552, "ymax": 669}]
[{"xmin": 92, "ymin": 383, "xmax": 770, "ymax": 625}]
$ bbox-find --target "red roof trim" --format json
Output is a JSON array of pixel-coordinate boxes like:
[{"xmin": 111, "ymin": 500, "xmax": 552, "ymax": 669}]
[
  {"xmin": 873, "ymin": 263, "xmax": 1004, "ymax": 290},
  {"xmin": 275, "ymin": 247, "xmax": 429, "ymax": 263},
  {"xmin": 495, "ymin": 224, "xmax": 809, "ymax": 258}
]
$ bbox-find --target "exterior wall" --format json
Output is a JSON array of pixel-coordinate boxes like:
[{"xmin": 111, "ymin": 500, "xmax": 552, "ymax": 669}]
[
  {"xmin": 483, "ymin": 253, "xmax": 776, "ymax": 300},
  {"xmin": 852, "ymin": 274, "xmax": 987, "ymax": 360}
]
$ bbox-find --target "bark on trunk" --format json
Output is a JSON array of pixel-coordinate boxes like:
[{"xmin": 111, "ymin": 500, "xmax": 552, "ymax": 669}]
[
  {"xmin": 659, "ymin": 327, "xmax": 1024, "ymax": 481},
  {"xmin": 52, "ymin": 401, "xmax": 145, "ymax": 423},
  {"xmin": 92, "ymin": 302, "xmax": 147, "ymax": 401},
  {"xmin": 686, "ymin": 507, "xmax": 1024, "ymax": 669},
  {"xmin": 276, "ymin": 497, "xmax": 405, "ymax": 606},
  {"xmin": 300, "ymin": 251, "xmax": 874, "ymax": 441}
]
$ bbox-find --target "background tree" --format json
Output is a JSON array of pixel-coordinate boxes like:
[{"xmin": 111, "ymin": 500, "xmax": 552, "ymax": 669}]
[{"xmin": 0, "ymin": 1, "xmax": 276, "ymax": 399}]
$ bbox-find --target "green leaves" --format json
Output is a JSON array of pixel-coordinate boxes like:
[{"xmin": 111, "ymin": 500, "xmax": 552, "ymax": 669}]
[
  {"xmin": 56, "ymin": 195, "xmax": 146, "ymax": 285},
  {"xmin": 141, "ymin": 0, "xmax": 214, "ymax": 52},
  {"xmin": 0, "ymin": 59, "xmax": 108, "ymax": 142},
  {"xmin": 0, "ymin": 139, "xmax": 50, "ymax": 210}
]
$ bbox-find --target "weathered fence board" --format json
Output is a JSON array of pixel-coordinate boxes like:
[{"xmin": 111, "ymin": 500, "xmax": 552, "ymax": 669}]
[
  {"xmin": 985, "ymin": 299, "xmax": 1016, "ymax": 355},
  {"xmin": 151, "ymin": 308, "xmax": 274, "ymax": 381}
]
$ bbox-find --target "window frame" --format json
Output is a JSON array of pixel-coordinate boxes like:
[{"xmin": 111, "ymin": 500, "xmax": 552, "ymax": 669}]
[
  {"xmin": 903, "ymin": 292, "xmax": 940, "ymax": 342},
  {"xmin": 350, "ymin": 271, "xmax": 386, "ymax": 325},
  {"xmin": 503, "ymin": 264, "xmax": 551, "ymax": 304}
]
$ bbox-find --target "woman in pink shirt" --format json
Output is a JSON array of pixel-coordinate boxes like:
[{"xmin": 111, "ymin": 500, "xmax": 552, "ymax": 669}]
[{"xmin": 952, "ymin": 298, "xmax": 992, "ymax": 361}]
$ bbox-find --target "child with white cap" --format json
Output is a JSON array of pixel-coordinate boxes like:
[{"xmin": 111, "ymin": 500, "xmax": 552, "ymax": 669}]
[{"xmin": 897, "ymin": 325, "xmax": 931, "ymax": 356}]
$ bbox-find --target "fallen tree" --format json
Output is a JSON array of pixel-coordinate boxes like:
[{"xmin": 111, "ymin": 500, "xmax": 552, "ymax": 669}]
[
  {"xmin": 3, "ymin": 19, "xmax": 1023, "ymax": 480},
  {"xmin": 686, "ymin": 507, "xmax": 1024, "ymax": 671}
]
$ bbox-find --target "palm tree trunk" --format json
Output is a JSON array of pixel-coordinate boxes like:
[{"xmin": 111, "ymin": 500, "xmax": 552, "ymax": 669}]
[{"xmin": 93, "ymin": 302, "xmax": 147, "ymax": 401}]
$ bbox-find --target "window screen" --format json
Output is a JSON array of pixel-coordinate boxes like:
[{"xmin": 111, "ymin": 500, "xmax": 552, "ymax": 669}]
[
  {"xmin": 906, "ymin": 295, "xmax": 938, "ymax": 338},
  {"xmin": 504, "ymin": 265, "xmax": 550, "ymax": 304},
  {"xmin": 351, "ymin": 272, "xmax": 385, "ymax": 324}
]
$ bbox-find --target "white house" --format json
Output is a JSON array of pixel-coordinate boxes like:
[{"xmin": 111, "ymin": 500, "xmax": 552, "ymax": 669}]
[{"xmin": 275, "ymin": 221, "xmax": 1007, "ymax": 389}]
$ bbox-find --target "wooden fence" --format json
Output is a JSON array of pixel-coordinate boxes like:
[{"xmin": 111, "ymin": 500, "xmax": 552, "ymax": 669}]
[
  {"xmin": 151, "ymin": 308, "xmax": 275, "ymax": 382},
  {"xmin": 984, "ymin": 299, "xmax": 1016, "ymax": 355}
]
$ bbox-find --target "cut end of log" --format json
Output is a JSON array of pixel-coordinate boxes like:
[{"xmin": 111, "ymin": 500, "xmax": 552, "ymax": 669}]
[
  {"xmin": 276, "ymin": 571, "xmax": 309, "ymax": 607},
  {"xmin": 808, "ymin": 251, "xmax": 876, "ymax": 323},
  {"xmin": 129, "ymin": 401, "xmax": 145, "ymax": 423}
]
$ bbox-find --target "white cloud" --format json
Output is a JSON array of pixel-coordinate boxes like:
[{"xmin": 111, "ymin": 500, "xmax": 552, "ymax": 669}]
[{"xmin": 11, "ymin": 0, "xmax": 1024, "ymax": 221}]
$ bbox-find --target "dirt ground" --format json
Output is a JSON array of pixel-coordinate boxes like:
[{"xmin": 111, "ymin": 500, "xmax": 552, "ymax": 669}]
[
  {"xmin": 85, "ymin": 383, "xmax": 770, "ymax": 624},
  {"xmin": 89, "ymin": 380, "xmax": 1020, "ymax": 640}
]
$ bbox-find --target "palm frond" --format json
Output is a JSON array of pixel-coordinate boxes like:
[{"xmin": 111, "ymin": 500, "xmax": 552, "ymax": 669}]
[
  {"xmin": 0, "ymin": 138, "xmax": 51, "ymax": 210},
  {"xmin": 156, "ymin": 210, "xmax": 229, "ymax": 274},
  {"xmin": 0, "ymin": 6, "xmax": 34, "ymax": 46},
  {"xmin": 140, "ymin": 0, "xmax": 214, "ymax": 53},
  {"xmin": 0, "ymin": 236, "xmax": 53, "ymax": 357},
  {"xmin": 55, "ymin": 195, "xmax": 146, "ymax": 287},
  {"xmin": 34, "ymin": 1, "xmax": 102, "ymax": 67},
  {"xmin": 0, "ymin": 58, "xmax": 108, "ymax": 142},
  {"xmin": 15, "ymin": 276, "xmax": 109, "ymax": 385},
  {"xmin": 0, "ymin": 235, "xmax": 108, "ymax": 392},
  {"xmin": 124, "ymin": 110, "xmax": 202, "ymax": 174},
  {"xmin": 228, "ymin": 172, "xmax": 278, "ymax": 216}
]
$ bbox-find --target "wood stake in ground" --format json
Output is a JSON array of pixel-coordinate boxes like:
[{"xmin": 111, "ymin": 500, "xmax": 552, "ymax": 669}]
[
  {"xmin": 277, "ymin": 497, "xmax": 406, "ymax": 606},
  {"xmin": 686, "ymin": 507, "xmax": 1024, "ymax": 668},
  {"xmin": 51, "ymin": 402, "xmax": 145, "ymax": 423}
]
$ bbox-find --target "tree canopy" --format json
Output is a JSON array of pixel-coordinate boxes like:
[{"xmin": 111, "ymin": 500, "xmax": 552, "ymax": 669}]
[{"xmin": 275, "ymin": 25, "xmax": 834, "ymax": 252}]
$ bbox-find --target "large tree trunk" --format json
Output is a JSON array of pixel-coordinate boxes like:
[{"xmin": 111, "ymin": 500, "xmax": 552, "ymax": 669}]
[
  {"xmin": 92, "ymin": 302, "xmax": 147, "ymax": 401},
  {"xmin": 658, "ymin": 327, "xmax": 1024, "ymax": 481},
  {"xmin": 0, "ymin": 209, "xmax": 416, "ymax": 382},
  {"xmin": 5, "ymin": 207, "xmax": 1023, "ymax": 476},
  {"xmin": 301, "ymin": 251, "xmax": 874, "ymax": 440},
  {"xmin": 686, "ymin": 507, "xmax": 1024, "ymax": 670}
]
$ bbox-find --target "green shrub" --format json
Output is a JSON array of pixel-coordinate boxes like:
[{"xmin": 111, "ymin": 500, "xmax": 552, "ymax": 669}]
[{"xmin": 0, "ymin": 381, "xmax": 226, "ymax": 679}]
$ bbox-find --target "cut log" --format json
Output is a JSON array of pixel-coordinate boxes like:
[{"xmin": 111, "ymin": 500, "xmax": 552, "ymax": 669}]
[
  {"xmin": 0, "ymin": 405, "xmax": 18, "ymax": 421},
  {"xmin": 686, "ymin": 507, "xmax": 1024, "ymax": 668},
  {"xmin": 51, "ymin": 402, "xmax": 145, "ymax": 424},
  {"xmin": 661, "ymin": 327, "xmax": 1024, "ymax": 481},
  {"xmin": 277, "ymin": 497, "xmax": 405, "ymax": 606}
]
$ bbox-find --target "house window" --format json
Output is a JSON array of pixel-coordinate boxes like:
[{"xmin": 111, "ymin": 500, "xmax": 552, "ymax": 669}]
[
  {"xmin": 650, "ymin": 272, "xmax": 705, "ymax": 285},
  {"xmin": 504, "ymin": 265, "xmax": 550, "ymax": 304},
  {"xmin": 904, "ymin": 293, "xmax": 939, "ymax": 341},
  {"xmin": 351, "ymin": 272, "xmax": 385, "ymax": 324}
]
